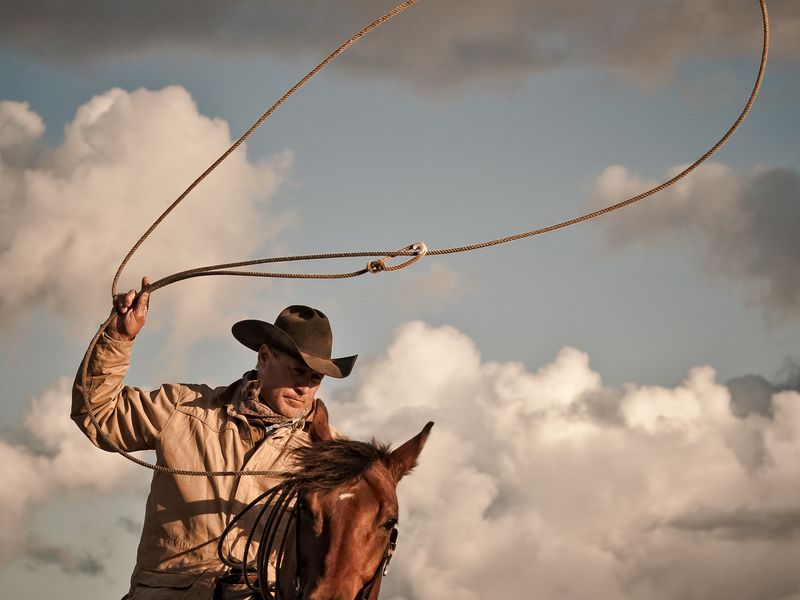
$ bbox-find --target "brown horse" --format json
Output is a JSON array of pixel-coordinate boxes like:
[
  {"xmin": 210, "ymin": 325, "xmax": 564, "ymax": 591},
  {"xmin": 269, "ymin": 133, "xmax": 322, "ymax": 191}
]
[{"xmin": 219, "ymin": 407, "xmax": 433, "ymax": 600}]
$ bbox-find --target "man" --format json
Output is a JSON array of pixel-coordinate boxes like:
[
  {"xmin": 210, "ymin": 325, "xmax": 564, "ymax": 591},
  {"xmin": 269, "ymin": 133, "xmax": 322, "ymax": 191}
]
[{"xmin": 72, "ymin": 277, "xmax": 357, "ymax": 599}]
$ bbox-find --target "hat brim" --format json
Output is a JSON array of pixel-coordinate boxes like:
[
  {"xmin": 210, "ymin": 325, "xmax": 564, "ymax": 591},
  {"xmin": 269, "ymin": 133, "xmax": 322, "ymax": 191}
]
[{"xmin": 232, "ymin": 319, "xmax": 357, "ymax": 379}]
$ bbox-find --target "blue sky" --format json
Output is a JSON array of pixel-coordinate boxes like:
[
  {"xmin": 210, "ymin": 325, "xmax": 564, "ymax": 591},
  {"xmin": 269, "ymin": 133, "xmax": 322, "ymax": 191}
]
[{"xmin": 1, "ymin": 1, "xmax": 799, "ymax": 598}]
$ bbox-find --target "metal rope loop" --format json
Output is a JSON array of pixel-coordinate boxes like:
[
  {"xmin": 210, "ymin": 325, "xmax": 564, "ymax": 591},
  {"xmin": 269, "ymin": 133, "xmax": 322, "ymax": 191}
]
[{"xmin": 410, "ymin": 242, "xmax": 427, "ymax": 256}]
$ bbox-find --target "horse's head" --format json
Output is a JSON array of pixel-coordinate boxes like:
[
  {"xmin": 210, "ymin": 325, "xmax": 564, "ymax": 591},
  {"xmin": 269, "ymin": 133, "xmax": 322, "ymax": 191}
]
[{"xmin": 284, "ymin": 405, "xmax": 433, "ymax": 600}]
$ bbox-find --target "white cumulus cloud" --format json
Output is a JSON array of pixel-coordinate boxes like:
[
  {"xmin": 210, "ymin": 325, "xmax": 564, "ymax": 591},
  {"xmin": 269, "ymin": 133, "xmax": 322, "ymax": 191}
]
[
  {"xmin": 0, "ymin": 378, "xmax": 146, "ymax": 569},
  {"xmin": 0, "ymin": 87, "xmax": 293, "ymax": 349},
  {"xmin": 0, "ymin": 100, "xmax": 44, "ymax": 149},
  {"xmin": 9, "ymin": 321, "xmax": 799, "ymax": 597},
  {"xmin": 329, "ymin": 321, "xmax": 800, "ymax": 600}
]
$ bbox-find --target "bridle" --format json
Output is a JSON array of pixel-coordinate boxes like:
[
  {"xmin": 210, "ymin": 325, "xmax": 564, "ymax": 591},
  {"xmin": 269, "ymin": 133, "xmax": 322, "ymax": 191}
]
[
  {"xmin": 218, "ymin": 480, "xmax": 399, "ymax": 600},
  {"xmin": 293, "ymin": 495, "xmax": 399, "ymax": 600},
  {"xmin": 218, "ymin": 480, "xmax": 398, "ymax": 600}
]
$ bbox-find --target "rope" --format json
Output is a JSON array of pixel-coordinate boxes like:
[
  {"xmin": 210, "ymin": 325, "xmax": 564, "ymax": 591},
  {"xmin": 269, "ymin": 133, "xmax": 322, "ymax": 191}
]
[
  {"xmin": 111, "ymin": 0, "xmax": 423, "ymax": 297},
  {"xmin": 82, "ymin": 0, "xmax": 770, "ymax": 477},
  {"xmin": 79, "ymin": 313, "xmax": 292, "ymax": 477}
]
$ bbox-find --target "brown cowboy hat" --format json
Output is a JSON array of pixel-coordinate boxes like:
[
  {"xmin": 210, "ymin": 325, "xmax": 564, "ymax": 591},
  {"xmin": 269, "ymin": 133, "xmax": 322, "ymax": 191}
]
[{"xmin": 232, "ymin": 305, "xmax": 357, "ymax": 379}]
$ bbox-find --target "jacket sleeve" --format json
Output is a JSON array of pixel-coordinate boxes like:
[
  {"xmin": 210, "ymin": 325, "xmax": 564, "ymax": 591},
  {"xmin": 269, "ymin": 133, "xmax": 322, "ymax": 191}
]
[{"xmin": 72, "ymin": 332, "xmax": 186, "ymax": 452}]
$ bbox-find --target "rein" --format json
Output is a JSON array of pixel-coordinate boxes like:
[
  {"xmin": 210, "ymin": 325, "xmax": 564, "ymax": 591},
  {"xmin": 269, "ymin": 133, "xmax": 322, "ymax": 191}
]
[{"xmin": 217, "ymin": 480, "xmax": 398, "ymax": 599}]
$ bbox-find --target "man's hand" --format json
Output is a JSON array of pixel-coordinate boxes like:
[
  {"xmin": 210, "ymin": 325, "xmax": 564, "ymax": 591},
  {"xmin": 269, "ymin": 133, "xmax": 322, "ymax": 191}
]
[{"xmin": 107, "ymin": 277, "xmax": 151, "ymax": 341}]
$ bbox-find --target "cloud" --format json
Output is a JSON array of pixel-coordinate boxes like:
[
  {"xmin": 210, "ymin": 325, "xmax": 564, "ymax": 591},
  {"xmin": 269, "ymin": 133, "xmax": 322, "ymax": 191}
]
[
  {"xmin": 328, "ymin": 321, "xmax": 800, "ymax": 600},
  {"xmin": 0, "ymin": 1, "xmax": 794, "ymax": 90},
  {"xmin": 728, "ymin": 375, "xmax": 777, "ymax": 418},
  {"xmin": 591, "ymin": 162, "xmax": 800, "ymax": 320},
  {"xmin": 0, "ymin": 87, "xmax": 293, "ymax": 350},
  {"xmin": 23, "ymin": 540, "xmax": 105, "ymax": 576},
  {"xmin": 117, "ymin": 516, "xmax": 142, "ymax": 537},
  {"xmin": 0, "ymin": 100, "xmax": 44, "ymax": 150},
  {"xmin": 0, "ymin": 378, "xmax": 146, "ymax": 570},
  {"xmin": 7, "ymin": 322, "xmax": 800, "ymax": 596},
  {"xmin": 666, "ymin": 506, "xmax": 800, "ymax": 542}
]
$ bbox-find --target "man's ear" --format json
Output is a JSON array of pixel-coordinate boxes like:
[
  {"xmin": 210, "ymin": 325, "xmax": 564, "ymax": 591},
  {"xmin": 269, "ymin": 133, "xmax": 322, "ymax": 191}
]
[
  {"xmin": 257, "ymin": 344, "xmax": 270, "ymax": 368},
  {"xmin": 309, "ymin": 399, "xmax": 333, "ymax": 443},
  {"xmin": 387, "ymin": 422, "xmax": 434, "ymax": 483}
]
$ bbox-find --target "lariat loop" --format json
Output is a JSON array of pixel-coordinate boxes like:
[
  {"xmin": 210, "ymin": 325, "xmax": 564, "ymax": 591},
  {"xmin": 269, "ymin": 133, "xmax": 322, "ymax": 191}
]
[
  {"xmin": 88, "ymin": 0, "xmax": 769, "ymax": 478},
  {"xmin": 367, "ymin": 241, "xmax": 428, "ymax": 274}
]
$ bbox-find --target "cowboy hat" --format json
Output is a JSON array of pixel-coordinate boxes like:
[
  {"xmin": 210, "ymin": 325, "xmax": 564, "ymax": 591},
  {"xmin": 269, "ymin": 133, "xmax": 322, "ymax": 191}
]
[{"xmin": 232, "ymin": 305, "xmax": 357, "ymax": 378}]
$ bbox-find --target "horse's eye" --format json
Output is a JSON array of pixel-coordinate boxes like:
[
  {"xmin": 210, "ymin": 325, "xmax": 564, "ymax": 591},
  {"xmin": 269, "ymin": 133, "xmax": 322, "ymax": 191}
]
[{"xmin": 381, "ymin": 517, "xmax": 397, "ymax": 531}]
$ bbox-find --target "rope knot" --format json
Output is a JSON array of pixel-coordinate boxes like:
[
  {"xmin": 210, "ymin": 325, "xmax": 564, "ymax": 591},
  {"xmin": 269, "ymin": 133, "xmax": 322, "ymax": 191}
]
[
  {"xmin": 409, "ymin": 242, "xmax": 427, "ymax": 257},
  {"xmin": 367, "ymin": 241, "xmax": 427, "ymax": 275},
  {"xmin": 367, "ymin": 259, "xmax": 387, "ymax": 273}
]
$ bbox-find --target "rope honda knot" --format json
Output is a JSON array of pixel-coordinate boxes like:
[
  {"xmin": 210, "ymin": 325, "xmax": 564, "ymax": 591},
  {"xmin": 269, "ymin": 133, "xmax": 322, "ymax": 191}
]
[
  {"xmin": 367, "ymin": 241, "xmax": 428, "ymax": 274},
  {"xmin": 409, "ymin": 242, "xmax": 427, "ymax": 257}
]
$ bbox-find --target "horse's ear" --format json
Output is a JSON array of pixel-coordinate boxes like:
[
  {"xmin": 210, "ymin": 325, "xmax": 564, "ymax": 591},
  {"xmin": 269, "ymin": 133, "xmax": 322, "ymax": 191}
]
[
  {"xmin": 309, "ymin": 399, "xmax": 333, "ymax": 443},
  {"xmin": 387, "ymin": 422, "xmax": 434, "ymax": 483}
]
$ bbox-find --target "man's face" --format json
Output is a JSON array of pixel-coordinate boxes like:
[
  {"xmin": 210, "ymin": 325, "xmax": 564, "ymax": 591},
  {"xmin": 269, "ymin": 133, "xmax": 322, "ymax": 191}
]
[{"xmin": 256, "ymin": 345, "xmax": 324, "ymax": 418}]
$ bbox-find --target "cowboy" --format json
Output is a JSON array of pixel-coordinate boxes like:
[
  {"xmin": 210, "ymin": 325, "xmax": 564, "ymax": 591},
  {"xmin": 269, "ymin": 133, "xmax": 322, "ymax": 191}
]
[{"xmin": 72, "ymin": 277, "xmax": 356, "ymax": 599}]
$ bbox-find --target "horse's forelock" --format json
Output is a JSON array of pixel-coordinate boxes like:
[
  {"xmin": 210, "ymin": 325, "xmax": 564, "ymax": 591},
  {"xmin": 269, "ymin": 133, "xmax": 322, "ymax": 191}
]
[{"xmin": 288, "ymin": 439, "xmax": 392, "ymax": 491}]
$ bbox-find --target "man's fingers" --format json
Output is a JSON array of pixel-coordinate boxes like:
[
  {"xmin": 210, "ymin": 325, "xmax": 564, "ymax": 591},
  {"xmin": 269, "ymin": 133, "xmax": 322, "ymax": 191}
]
[
  {"xmin": 136, "ymin": 293, "xmax": 150, "ymax": 316},
  {"xmin": 114, "ymin": 292, "xmax": 130, "ymax": 313},
  {"xmin": 136, "ymin": 277, "xmax": 151, "ymax": 315},
  {"xmin": 116, "ymin": 289, "xmax": 135, "ymax": 314}
]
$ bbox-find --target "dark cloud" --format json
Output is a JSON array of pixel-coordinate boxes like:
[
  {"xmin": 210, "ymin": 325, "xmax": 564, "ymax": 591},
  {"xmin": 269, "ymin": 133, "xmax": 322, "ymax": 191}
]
[
  {"xmin": 1, "ymin": 0, "xmax": 796, "ymax": 90},
  {"xmin": 117, "ymin": 516, "xmax": 142, "ymax": 536},
  {"xmin": 593, "ymin": 164, "xmax": 800, "ymax": 320},
  {"xmin": 667, "ymin": 507, "xmax": 800, "ymax": 542},
  {"xmin": 25, "ymin": 541, "xmax": 105, "ymax": 576},
  {"xmin": 717, "ymin": 168, "xmax": 800, "ymax": 317},
  {"xmin": 723, "ymin": 362, "xmax": 800, "ymax": 471},
  {"xmin": 577, "ymin": 386, "xmax": 626, "ymax": 425},
  {"xmin": 775, "ymin": 358, "xmax": 800, "ymax": 390},
  {"xmin": 727, "ymin": 361, "xmax": 800, "ymax": 419},
  {"xmin": 727, "ymin": 374, "xmax": 776, "ymax": 418}
]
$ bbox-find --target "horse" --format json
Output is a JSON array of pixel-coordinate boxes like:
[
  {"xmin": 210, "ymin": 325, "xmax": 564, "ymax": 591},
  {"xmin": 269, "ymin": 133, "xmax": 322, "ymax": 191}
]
[{"xmin": 218, "ymin": 404, "xmax": 434, "ymax": 600}]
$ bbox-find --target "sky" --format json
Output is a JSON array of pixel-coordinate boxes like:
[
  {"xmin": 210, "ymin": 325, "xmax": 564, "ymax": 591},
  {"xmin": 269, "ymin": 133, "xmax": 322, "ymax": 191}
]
[{"xmin": 1, "ymin": 0, "xmax": 799, "ymax": 598}]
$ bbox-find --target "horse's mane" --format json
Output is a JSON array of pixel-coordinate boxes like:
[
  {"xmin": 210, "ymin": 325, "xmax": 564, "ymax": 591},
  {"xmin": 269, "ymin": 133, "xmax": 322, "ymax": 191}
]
[{"xmin": 287, "ymin": 439, "xmax": 391, "ymax": 491}]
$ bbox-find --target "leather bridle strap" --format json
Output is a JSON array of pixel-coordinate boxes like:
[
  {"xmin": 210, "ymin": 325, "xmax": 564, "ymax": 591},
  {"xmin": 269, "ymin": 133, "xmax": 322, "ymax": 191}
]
[
  {"xmin": 220, "ymin": 481, "xmax": 399, "ymax": 600},
  {"xmin": 291, "ymin": 495, "xmax": 398, "ymax": 600},
  {"xmin": 355, "ymin": 528, "xmax": 399, "ymax": 600}
]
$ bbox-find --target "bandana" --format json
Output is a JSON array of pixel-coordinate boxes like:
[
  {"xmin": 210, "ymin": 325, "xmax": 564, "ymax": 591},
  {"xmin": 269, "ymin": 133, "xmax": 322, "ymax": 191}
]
[{"xmin": 234, "ymin": 370, "xmax": 312, "ymax": 431}]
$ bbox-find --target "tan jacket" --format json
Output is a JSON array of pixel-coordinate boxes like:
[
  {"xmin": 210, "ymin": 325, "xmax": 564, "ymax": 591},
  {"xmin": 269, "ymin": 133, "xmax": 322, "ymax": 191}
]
[{"xmin": 72, "ymin": 334, "xmax": 319, "ymax": 599}]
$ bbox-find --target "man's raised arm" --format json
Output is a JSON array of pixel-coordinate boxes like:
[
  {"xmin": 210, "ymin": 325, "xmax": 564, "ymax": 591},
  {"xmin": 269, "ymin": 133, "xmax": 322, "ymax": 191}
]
[{"xmin": 72, "ymin": 277, "xmax": 185, "ymax": 452}]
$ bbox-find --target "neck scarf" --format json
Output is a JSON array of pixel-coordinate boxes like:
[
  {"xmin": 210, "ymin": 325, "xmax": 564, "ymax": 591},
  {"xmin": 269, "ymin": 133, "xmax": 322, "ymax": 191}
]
[{"xmin": 234, "ymin": 371, "xmax": 312, "ymax": 430}]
